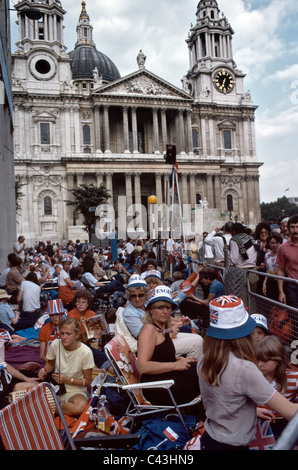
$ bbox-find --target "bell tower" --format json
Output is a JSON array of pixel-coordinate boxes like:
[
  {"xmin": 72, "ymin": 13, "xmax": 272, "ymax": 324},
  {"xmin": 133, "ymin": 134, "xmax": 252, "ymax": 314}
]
[
  {"xmin": 186, "ymin": 0, "xmax": 246, "ymax": 102},
  {"xmin": 12, "ymin": 0, "xmax": 72, "ymax": 94}
]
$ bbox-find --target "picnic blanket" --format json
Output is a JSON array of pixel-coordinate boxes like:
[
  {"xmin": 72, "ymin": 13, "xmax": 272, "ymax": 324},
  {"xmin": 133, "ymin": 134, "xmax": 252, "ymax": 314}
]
[{"xmin": 4, "ymin": 343, "xmax": 45, "ymax": 370}]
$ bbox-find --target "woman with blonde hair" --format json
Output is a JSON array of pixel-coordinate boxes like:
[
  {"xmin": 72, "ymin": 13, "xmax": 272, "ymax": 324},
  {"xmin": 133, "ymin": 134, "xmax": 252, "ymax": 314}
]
[
  {"xmin": 38, "ymin": 317, "xmax": 94, "ymax": 417},
  {"xmin": 137, "ymin": 286, "xmax": 200, "ymax": 406}
]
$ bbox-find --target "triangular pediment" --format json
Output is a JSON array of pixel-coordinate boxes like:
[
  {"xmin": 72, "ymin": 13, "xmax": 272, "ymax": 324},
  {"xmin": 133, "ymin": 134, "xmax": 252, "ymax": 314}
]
[
  {"xmin": 32, "ymin": 110, "xmax": 58, "ymax": 122},
  {"xmin": 217, "ymin": 119, "xmax": 236, "ymax": 130},
  {"xmin": 92, "ymin": 69, "xmax": 192, "ymax": 101}
]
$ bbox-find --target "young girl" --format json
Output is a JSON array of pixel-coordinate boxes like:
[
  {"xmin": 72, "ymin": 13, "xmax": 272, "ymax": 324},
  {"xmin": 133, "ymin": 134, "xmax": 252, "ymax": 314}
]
[
  {"xmin": 58, "ymin": 255, "xmax": 76, "ymax": 308},
  {"xmin": 38, "ymin": 299, "xmax": 67, "ymax": 361},
  {"xmin": 262, "ymin": 233, "xmax": 283, "ymax": 301},
  {"xmin": 197, "ymin": 295, "xmax": 298, "ymax": 450},
  {"xmin": 38, "ymin": 317, "xmax": 94, "ymax": 417},
  {"xmin": 256, "ymin": 335, "xmax": 298, "ymax": 438},
  {"xmin": 251, "ymin": 313, "xmax": 271, "ymax": 344}
]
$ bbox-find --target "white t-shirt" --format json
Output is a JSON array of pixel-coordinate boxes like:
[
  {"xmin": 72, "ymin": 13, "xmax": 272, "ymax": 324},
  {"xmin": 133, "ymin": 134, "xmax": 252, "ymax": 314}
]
[
  {"xmin": 47, "ymin": 339, "xmax": 95, "ymax": 395},
  {"xmin": 20, "ymin": 280, "xmax": 41, "ymax": 312},
  {"xmin": 58, "ymin": 269, "xmax": 70, "ymax": 286}
]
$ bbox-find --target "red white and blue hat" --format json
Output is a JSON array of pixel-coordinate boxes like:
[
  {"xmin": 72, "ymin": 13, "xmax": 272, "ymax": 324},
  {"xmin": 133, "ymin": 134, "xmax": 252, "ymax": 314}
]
[
  {"xmin": 250, "ymin": 314, "xmax": 271, "ymax": 334},
  {"xmin": 127, "ymin": 274, "xmax": 148, "ymax": 289},
  {"xmin": 147, "ymin": 285, "xmax": 177, "ymax": 309},
  {"xmin": 47, "ymin": 299, "xmax": 68, "ymax": 315},
  {"xmin": 144, "ymin": 270, "xmax": 161, "ymax": 280},
  {"xmin": 207, "ymin": 295, "xmax": 256, "ymax": 339}
]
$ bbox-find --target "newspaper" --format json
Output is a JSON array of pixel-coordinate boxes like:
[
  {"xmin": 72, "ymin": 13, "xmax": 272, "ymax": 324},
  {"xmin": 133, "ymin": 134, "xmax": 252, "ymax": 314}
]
[{"xmin": 82, "ymin": 314, "xmax": 109, "ymax": 340}]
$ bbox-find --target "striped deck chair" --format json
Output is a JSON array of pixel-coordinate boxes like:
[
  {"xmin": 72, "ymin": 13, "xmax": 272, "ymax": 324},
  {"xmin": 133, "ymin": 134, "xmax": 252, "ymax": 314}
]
[{"xmin": 0, "ymin": 382, "xmax": 76, "ymax": 450}]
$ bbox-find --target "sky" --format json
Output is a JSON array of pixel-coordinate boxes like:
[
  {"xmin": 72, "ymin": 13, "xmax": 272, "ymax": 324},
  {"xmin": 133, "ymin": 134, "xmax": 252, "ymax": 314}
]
[{"xmin": 9, "ymin": 0, "xmax": 298, "ymax": 204}]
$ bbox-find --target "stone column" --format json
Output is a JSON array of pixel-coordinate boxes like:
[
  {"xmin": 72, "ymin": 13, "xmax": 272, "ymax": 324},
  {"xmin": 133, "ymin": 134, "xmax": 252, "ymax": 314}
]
[
  {"xmin": 94, "ymin": 106, "xmax": 102, "ymax": 153},
  {"xmin": 122, "ymin": 106, "xmax": 130, "ymax": 153},
  {"xmin": 103, "ymin": 105, "xmax": 111, "ymax": 153},
  {"xmin": 125, "ymin": 172, "xmax": 133, "ymax": 215},
  {"xmin": 106, "ymin": 173, "xmax": 113, "ymax": 206},
  {"xmin": 179, "ymin": 110, "xmax": 186, "ymax": 154},
  {"xmin": 96, "ymin": 173, "xmax": 103, "ymax": 187},
  {"xmin": 206, "ymin": 174, "xmax": 214, "ymax": 208},
  {"xmin": 131, "ymin": 107, "xmax": 138, "ymax": 153},
  {"xmin": 181, "ymin": 173, "xmax": 189, "ymax": 206},
  {"xmin": 161, "ymin": 108, "xmax": 168, "ymax": 152},
  {"xmin": 190, "ymin": 174, "xmax": 196, "ymax": 207},
  {"xmin": 134, "ymin": 172, "xmax": 142, "ymax": 207},
  {"xmin": 152, "ymin": 108, "xmax": 160, "ymax": 154},
  {"xmin": 186, "ymin": 109, "xmax": 193, "ymax": 155}
]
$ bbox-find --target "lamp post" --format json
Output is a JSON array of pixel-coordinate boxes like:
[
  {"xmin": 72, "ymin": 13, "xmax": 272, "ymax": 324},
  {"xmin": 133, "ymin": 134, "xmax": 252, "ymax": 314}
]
[{"xmin": 148, "ymin": 195, "xmax": 157, "ymax": 240}]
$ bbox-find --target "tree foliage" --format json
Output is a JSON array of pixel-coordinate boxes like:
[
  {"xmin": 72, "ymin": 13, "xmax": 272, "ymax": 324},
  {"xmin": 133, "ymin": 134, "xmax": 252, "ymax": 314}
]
[
  {"xmin": 261, "ymin": 196, "xmax": 298, "ymax": 222},
  {"xmin": 15, "ymin": 176, "xmax": 26, "ymax": 214},
  {"xmin": 66, "ymin": 183, "xmax": 111, "ymax": 239}
]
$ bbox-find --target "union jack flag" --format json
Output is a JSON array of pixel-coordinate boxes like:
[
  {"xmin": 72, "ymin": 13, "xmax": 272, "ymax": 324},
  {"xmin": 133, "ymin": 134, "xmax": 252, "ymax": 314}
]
[
  {"xmin": 209, "ymin": 309, "xmax": 218, "ymax": 325},
  {"xmin": 215, "ymin": 295, "xmax": 239, "ymax": 306},
  {"xmin": 249, "ymin": 421, "xmax": 275, "ymax": 451}
]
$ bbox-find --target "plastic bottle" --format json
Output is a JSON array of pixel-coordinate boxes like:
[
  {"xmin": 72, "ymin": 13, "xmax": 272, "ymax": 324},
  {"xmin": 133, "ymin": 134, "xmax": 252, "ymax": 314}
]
[{"xmin": 96, "ymin": 395, "xmax": 110, "ymax": 433}]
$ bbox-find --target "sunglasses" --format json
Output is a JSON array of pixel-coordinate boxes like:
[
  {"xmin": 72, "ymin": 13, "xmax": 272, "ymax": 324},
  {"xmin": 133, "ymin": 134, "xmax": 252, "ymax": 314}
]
[{"xmin": 130, "ymin": 293, "xmax": 145, "ymax": 299}]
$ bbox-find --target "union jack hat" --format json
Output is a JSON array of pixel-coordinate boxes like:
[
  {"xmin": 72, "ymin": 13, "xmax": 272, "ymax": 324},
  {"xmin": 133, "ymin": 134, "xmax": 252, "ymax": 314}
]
[
  {"xmin": 143, "ymin": 270, "xmax": 161, "ymax": 280},
  {"xmin": 47, "ymin": 299, "xmax": 67, "ymax": 315},
  {"xmin": 207, "ymin": 295, "xmax": 256, "ymax": 339},
  {"xmin": 147, "ymin": 285, "xmax": 177, "ymax": 309}
]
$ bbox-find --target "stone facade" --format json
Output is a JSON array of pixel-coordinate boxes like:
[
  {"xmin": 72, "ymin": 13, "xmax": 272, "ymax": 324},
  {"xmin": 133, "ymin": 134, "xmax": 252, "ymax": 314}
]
[{"xmin": 12, "ymin": 0, "xmax": 262, "ymax": 245}]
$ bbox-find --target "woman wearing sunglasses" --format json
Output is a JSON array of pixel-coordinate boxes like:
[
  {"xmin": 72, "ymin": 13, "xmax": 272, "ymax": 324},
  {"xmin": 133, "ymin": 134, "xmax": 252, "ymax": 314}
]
[{"xmin": 137, "ymin": 285, "xmax": 200, "ymax": 406}]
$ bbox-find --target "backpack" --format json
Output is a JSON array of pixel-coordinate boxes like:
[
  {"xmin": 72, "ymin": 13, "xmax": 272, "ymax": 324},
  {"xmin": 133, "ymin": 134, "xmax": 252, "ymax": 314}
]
[{"xmin": 268, "ymin": 306, "xmax": 294, "ymax": 343}]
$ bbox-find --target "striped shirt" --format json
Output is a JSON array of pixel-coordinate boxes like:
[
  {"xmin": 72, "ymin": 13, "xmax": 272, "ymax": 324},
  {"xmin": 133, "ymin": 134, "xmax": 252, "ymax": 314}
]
[{"xmin": 259, "ymin": 369, "xmax": 298, "ymax": 417}]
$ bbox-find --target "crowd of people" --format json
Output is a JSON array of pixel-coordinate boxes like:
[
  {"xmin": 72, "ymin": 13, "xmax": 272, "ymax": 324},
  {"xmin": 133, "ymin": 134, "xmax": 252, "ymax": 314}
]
[{"xmin": 0, "ymin": 213, "xmax": 297, "ymax": 450}]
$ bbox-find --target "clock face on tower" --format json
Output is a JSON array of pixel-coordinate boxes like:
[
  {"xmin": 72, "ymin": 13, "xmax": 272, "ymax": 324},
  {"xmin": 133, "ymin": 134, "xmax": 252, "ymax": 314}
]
[{"xmin": 213, "ymin": 69, "xmax": 235, "ymax": 94}]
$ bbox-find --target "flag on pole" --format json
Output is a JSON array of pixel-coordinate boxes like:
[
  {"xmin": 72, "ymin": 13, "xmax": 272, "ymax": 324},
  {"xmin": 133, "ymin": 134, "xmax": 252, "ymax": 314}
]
[
  {"xmin": 169, "ymin": 162, "xmax": 179, "ymax": 197},
  {"xmin": 285, "ymin": 188, "xmax": 289, "ymax": 192}
]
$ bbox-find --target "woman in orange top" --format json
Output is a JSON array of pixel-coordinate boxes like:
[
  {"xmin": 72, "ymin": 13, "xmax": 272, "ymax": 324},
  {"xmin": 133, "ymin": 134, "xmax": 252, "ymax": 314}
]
[
  {"xmin": 68, "ymin": 289, "xmax": 107, "ymax": 368},
  {"xmin": 68, "ymin": 289, "xmax": 96, "ymax": 340}
]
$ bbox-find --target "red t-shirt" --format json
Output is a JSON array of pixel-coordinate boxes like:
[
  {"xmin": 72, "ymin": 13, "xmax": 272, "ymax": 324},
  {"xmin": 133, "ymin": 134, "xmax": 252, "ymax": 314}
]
[{"xmin": 276, "ymin": 240, "xmax": 298, "ymax": 279}]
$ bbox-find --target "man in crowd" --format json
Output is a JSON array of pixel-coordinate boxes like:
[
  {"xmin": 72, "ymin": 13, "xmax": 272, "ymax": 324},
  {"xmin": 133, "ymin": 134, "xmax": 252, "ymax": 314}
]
[{"xmin": 277, "ymin": 214, "xmax": 298, "ymax": 307}]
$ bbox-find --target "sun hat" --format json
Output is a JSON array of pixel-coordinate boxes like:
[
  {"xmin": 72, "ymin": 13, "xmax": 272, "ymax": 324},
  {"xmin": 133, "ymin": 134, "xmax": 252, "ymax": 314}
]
[
  {"xmin": 143, "ymin": 270, "xmax": 161, "ymax": 280},
  {"xmin": 47, "ymin": 299, "xmax": 68, "ymax": 315},
  {"xmin": 250, "ymin": 314, "xmax": 271, "ymax": 335},
  {"xmin": 207, "ymin": 294, "xmax": 256, "ymax": 340},
  {"xmin": 0, "ymin": 290, "xmax": 11, "ymax": 300},
  {"xmin": 127, "ymin": 274, "xmax": 149, "ymax": 289},
  {"xmin": 146, "ymin": 285, "xmax": 177, "ymax": 309}
]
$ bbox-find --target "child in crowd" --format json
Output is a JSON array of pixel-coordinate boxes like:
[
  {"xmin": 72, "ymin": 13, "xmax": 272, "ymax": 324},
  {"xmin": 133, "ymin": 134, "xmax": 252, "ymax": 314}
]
[
  {"xmin": 256, "ymin": 335, "xmax": 298, "ymax": 439},
  {"xmin": 38, "ymin": 317, "xmax": 94, "ymax": 417},
  {"xmin": 262, "ymin": 233, "xmax": 283, "ymax": 301},
  {"xmin": 58, "ymin": 255, "xmax": 77, "ymax": 308},
  {"xmin": 39, "ymin": 299, "xmax": 67, "ymax": 361},
  {"xmin": 251, "ymin": 313, "xmax": 271, "ymax": 344},
  {"xmin": 0, "ymin": 290, "xmax": 20, "ymax": 335},
  {"xmin": 197, "ymin": 295, "xmax": 298, "ymax": 450},
  {"xmin": 68, "ymin": 289, "xmax": 108, "ymax": 368},
  {"xmin": 68, "ymin": 289, "xmax": 96, "ymax": 340}
]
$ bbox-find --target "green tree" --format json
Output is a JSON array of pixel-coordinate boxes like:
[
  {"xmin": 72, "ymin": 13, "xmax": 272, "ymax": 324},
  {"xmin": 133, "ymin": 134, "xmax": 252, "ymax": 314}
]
[
  {"xmin": 66, "ymin": 183, "xmax": 111, "ymax": 240},
  {"xmin": 261, "ymin": 196, "xmax": 298, "ymax": 222},
  {"xmin": 15, "ymin": 176, "xmax": 26, "ymax": 214}
]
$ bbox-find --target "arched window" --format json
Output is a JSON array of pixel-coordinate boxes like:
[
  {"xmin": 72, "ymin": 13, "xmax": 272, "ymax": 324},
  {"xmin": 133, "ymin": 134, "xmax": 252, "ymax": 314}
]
[
  {"xmin": 227, "ymin": 194, "xmax": 233, "ymax": 212},
  {"xmin": 44, "ymin": 196, "xmax": 52, "ymax": 215}
]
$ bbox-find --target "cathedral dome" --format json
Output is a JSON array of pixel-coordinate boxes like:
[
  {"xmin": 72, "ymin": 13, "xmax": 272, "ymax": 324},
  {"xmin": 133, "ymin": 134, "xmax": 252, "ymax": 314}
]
[{"xmin": 69, "ymin": 45, "xmax": 121, "ymax": 82}]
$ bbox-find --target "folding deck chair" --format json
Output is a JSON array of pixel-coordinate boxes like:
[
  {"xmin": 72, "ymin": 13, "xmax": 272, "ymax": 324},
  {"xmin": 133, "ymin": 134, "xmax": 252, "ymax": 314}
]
[
  {"xmin": 104, "ymin": 334, "xmax": 201, "ymax": 434},
  {"xmin": 0, "ymin": 382, "xmax": 140, "ymax": 450}
]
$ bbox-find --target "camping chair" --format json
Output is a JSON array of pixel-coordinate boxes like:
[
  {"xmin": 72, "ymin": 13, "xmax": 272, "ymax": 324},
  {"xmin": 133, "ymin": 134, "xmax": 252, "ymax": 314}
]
[
  {"xmin": 104, "ymin": 334, "xmax": 201, "ymax": 434},
  {"xmin": 0, "ymin": 382, "xmax": 140, "ymax": 450}
]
